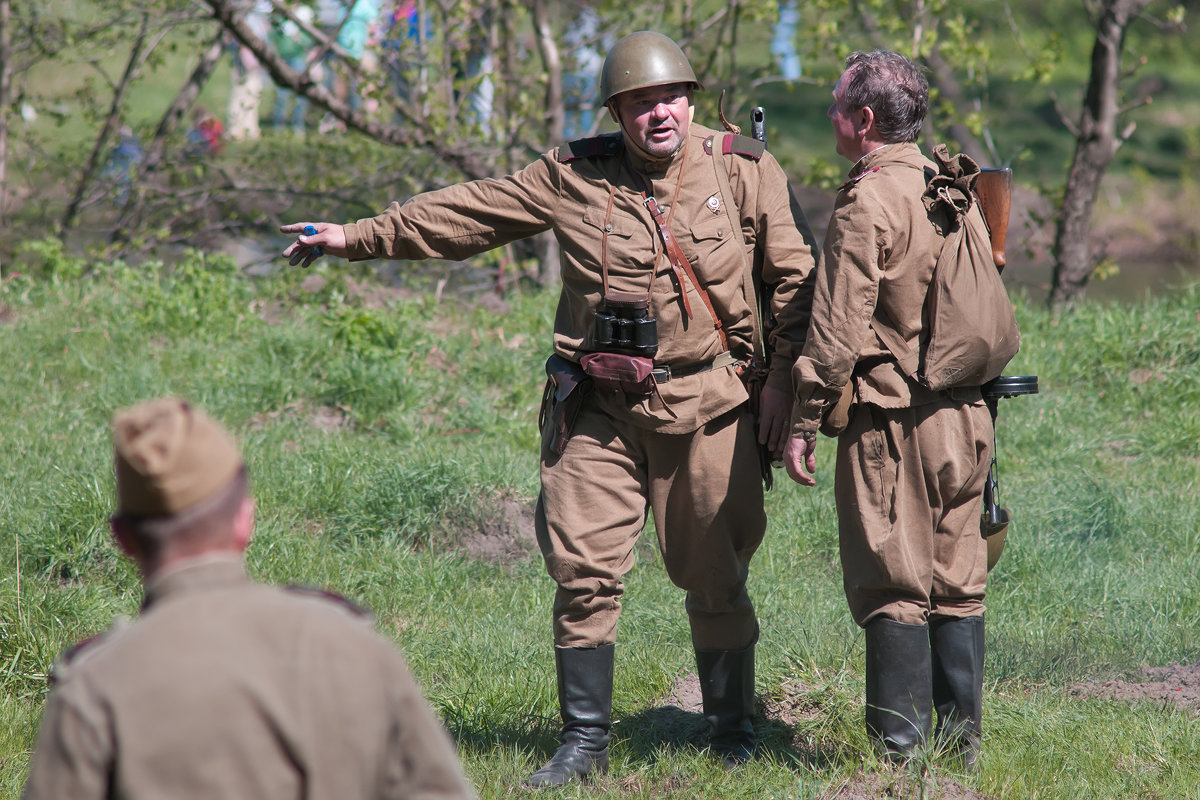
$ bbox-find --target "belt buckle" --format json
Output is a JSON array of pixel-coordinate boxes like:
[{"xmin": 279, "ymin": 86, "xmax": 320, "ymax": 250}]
[{"xmin": 651, "ymin": 365, "xmax": 671, "ymax": 382}]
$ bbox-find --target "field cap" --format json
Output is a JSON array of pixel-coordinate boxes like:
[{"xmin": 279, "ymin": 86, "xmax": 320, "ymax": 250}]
[{"xmin": 114, "ymin": 397, "xmax": 242, "ymax": 516}]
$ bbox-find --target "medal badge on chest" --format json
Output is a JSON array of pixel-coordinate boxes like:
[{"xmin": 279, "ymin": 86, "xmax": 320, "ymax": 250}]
[{"xmin": 706, "ymin": 194, "xmax": 721, "ymax": 215}]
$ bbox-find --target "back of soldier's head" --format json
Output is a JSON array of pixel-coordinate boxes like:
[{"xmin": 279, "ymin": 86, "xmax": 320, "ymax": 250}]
[
  {"xmin": 112, "ymin": 397, "xmax": 247, "ymax": 559},
  {"xmin": 842, "ymin": 50, "xmax": 929, "ymax": 144}
]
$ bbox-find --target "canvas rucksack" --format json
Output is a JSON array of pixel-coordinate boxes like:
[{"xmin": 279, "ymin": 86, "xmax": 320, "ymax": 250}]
[{"xmin": 871, "ymin": 145, "xmax": 1020, "ymax": 391}]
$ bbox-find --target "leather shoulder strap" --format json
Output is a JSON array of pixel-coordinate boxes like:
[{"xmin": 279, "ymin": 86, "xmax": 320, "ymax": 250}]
[{"xmin": 709, "ymin": 134, "xmax": 761, "ymax": 362}]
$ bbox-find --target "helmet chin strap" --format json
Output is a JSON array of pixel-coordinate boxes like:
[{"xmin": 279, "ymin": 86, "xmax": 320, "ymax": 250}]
[{"xmin": 609, "ymin": 101, "xmax": 695, "ymax": 162}]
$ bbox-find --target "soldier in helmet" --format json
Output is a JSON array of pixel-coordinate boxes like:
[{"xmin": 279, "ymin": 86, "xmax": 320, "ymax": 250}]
[{"xmin": 282, "ymin": 30, "xmax": 819, "ymax": 786}]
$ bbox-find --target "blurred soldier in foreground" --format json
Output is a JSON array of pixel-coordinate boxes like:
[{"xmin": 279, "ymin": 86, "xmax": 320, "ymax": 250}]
[
  {"xmin": 783, "ymin": 51, "xmax": 993, "ymax": 769},
  {"xmin": 282, "ymin": 30, "xmax": 818, "ymax": 787},
  {"xmin": 23, "ymin": 397, "xmax": 475, "ymax": 800}
]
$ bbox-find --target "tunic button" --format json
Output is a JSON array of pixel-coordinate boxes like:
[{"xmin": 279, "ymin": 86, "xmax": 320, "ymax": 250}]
[
  {"xmin": 604, "ymin": 224, "xmax": 613, "ymax": 232},
  {"xmin": 717, "ymin": 229, "xmax": 725, "ymax": 238}
]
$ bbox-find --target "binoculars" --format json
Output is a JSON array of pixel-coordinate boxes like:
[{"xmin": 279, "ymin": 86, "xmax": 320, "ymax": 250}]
[
  {"xmin": 980, "ymin": 375, "xmax": 1039, "ymax": 570},
  {"xmin": 591, "ymin": 292, "xmax": 658, "ymax": 359}
]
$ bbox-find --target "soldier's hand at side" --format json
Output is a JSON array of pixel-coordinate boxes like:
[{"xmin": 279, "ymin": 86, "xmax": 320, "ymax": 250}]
[
  {"xmin": 782, "ymin": 435, "xmax": 817, "ymax": 487},
  {"xmin": 280, "ymin": 222, "xmax": 348, "ymax": 267},
  {"xmin": 756, "ymin": 384, "xmax": 793, "ymax": 459}
]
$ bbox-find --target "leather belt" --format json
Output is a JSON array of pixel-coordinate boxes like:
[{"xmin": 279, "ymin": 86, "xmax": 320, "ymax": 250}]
[{"xmin": 651, "ymin": 351, "xmax": 738, "ymax": 382}]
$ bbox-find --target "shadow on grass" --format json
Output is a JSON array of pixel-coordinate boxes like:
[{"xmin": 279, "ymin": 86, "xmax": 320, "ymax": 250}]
[{"xmin": 452, "ymin": 700, "xmax": 849, "ymax": 775}]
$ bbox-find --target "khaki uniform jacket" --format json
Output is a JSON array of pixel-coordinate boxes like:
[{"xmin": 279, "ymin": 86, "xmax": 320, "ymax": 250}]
[
  {"xmin": 22, "ymin": 555, "xmax": 475, "ymax": 800},
  {"xmin": 344, "ymin": 123, "xmax": 819, "ymax": 434},
  {"xmin": 791, "ymin": 143, "xmax": 970, "ymax": 437}
]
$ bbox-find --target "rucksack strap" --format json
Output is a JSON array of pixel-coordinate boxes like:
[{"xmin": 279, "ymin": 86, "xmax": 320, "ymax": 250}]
[{"xmin": 867, "ymin": 159, "xmax": 957, "ymax": 380}]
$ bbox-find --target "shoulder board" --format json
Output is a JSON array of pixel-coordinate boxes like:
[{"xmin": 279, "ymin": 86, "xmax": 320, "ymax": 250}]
[
  {"xmin": 703, "ymin": 134, "xmax": 765, "ymax": 161},
  {"xmin": 284, "ymin": 584, "xmax": 372, "ymax": 619},
  {"xmin": 557, "ymin": 134, "xmax": 622, "ymax": 163},
  {"xmin": 49, "ymin": 618, "xmax": 130, "ymax": 686},
  {"xmin": 837, "ymin": 165, "xmax": 882, "ymax": 194}
]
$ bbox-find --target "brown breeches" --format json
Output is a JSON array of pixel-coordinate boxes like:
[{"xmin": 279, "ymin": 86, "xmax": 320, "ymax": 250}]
[
  {"xmin": 835, "ymin": 398, "xmax": 993, "ymax": 627},
  {"xmin": 535, "ymin": 402, "xmax": 765, "ymax": 650}
]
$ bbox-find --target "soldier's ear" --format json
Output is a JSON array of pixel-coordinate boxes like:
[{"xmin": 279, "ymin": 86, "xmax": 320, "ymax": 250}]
[{"xmin": 858, "ymin": 105, "xmax": 876, "ymax": 137}]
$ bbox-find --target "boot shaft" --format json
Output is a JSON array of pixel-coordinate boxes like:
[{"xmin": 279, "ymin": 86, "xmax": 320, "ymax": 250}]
[
  {"xmin": 695, "ymin": 640, "xmax": 756, "ymax": 765},
  {"xmin": 864, "ymin": 618, "xmax": 933, "ymax": 760},
  {"xmin": 555, "ymin": 644, "xmax": 615, "ymax": 742},
  {"xmin": 930, "ymin": 615, "xmax": 985, "ymax": 768}
]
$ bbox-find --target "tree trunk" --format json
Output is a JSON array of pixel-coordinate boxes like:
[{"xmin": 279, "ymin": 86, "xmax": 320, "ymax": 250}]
[
  {"xmin": 1048, "ymin": 0, "xmax": 1152, "ymax": 308},
  {"xmin": 61, "ymin": 13, "xmax": 152, "ymax": 233},
  {"xmin": 529, "ymin": 0, "xmax": 564, "ymax": 287},
  {"xmin": 145, "ymin": 31, "xmax": 229, "ymax": 165},
  {"xmin": 532, "ymin": 0, "xmax": 564, "ymax": 145},
  {"xmin": 923, "ymin": 45, "xmax": 992, "ymax": 166},
  {"xmin": 111, "ymin": 29, "xmax": 226, "ymax": 241},
  {"xmin": 203, "ymin": 0, "xmax": 495, "ymax": 180},
  {"xmin": 0, "ymin": 0, "xmax": 11, "ymax": 244}
]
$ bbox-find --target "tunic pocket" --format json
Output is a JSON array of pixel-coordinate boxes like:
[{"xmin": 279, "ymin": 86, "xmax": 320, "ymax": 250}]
[{"xmin": 582, "ymin": 205, "xmax": 635, "ymax": 239}]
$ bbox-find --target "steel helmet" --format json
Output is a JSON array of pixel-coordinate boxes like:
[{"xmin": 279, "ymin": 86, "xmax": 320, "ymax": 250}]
[{"xmin": 599, "ymin": 31, "xmax": 701, "ymax": 106}]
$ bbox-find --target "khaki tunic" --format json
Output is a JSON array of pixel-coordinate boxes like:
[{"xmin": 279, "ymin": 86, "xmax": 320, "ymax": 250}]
[
  {"xmin": 345, "ymin": 123, "xmax": 818, "ymax": 431},
  {"xmin": 344, "ymin": 123, "xmax": 819, "ymax": 648},
  {"xmin": 790, "ymin": 143, "xmax": 991, "ymax": 627},
  {"xmin": 22, "ymin": 556, "xmax": 475, "ymax": 800}
]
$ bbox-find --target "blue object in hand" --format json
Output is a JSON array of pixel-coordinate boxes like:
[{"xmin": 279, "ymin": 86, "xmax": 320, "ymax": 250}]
[{"xmin": 303, "ymin": 225, "xmax": 322, "ymax": 257}]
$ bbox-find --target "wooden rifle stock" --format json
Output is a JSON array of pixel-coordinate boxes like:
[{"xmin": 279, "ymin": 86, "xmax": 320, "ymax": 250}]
[{"xmin": 974, "ymin": 168, "xmax": 1012, "ymax": 271}]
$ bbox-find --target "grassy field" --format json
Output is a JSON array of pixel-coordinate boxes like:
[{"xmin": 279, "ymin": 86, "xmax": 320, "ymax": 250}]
[{"xmin": 1, "ymin": 252, "xmax": 1198, "ymax": 798}]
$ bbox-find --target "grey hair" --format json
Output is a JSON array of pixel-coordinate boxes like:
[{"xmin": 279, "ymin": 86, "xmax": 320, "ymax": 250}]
[{"xmin": 841, "ymin": 50, "xmax": 929, "ymax": 143}]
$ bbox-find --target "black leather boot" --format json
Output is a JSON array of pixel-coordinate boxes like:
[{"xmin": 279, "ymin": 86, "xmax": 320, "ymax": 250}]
[
  {"xmin": 524, "ymin": 644, "xmax": 614, "ymax": 788},
  {"xmin": 864, "ymin": 618, "xmax": 932, "ymax": 763},
  {"xmin": 695, "ymin": 641, "xmax": 756, "ymax": 767},
  {"xmin": 930, "ymin": 615, "xmax": 985, "ymax": 771}
]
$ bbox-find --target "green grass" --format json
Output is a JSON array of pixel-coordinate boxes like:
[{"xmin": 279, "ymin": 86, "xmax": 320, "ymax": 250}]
[{"xmin": 2, "ymin": 258, "xmax": 1199, "ymax": 798}]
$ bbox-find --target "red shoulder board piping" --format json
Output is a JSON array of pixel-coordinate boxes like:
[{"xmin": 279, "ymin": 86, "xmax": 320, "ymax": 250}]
[
  {"xmin": 285, "ymin": 585, "xmax": 372, "ymax": 618},
  {"xmin": 700, "ymin": 135, "xmax": 763, "ymax": 160},
  {"xmin": 49, "ymin": 632, "xmax": 107, "ymax": 686},
  {"xmin": 557, "ymin": 135, "xmax": 622, "ymax": 163},
  {"xmin": 703, "ymin": 134, "xmax": 764, "ymax": 160},
  {"xmin": 59, "ymin": 633, "xmax": 105, "ymax": 663},
  {"xmin": 837, "ymin": 166, "xmax": 881, "ymax": 194},
  {"xmin": 722, "ymin": 134, "xmax": 765, "ymax": 160}
]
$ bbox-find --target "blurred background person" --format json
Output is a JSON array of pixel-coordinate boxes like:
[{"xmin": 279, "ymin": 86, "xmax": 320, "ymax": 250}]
[
  {"xmin": 226, "ymin": 0, "xmax": 271, "ymax": 141},
  {"xmin": 270, "ymin": 5, "xmax": 318, "ymax": 133}
]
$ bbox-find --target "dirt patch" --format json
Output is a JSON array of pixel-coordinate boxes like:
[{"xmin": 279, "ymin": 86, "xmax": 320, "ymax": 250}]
[
  {"xmin": 762, "ymin": 677, "xmax": 829, "ymax": 729},
  {"xmin": 663, "ymin": 672, "xmax": 705, "ymax": 714},
  {"xmin": 438, "ymin": 491, "xmax": 538, "ymax": 565},
  {"xmin": 1069, "ymin": 660, "xmax": 1200, "ymax": 710},
  {"xmin": 0, "ymin": 303, "xmax": 16, "ymax": 325},
  {"xmin": 245, "ymin": 400, "xmax": 355, "ymax": 434},
  {"xmin": 310, "ymin": 404, "xmax": 352, "ymax": 433}
]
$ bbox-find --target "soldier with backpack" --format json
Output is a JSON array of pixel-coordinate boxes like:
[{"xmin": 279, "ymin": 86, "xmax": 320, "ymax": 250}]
[{"xmin": 782, "ymin": 49, "xmax": 1016, "ymax": 771}]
